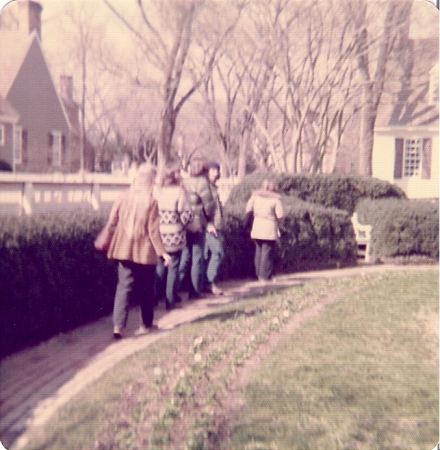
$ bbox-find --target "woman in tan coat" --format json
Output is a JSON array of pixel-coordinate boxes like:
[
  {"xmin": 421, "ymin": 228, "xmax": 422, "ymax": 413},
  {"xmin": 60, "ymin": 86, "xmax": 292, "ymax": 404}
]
[
  {"xmin": 245, "ymin": 179, "xmax": 284, "ymax": 281},
  {"xmin": 106, "ymin": 164, "xmax": 171, "ymax": 339}
]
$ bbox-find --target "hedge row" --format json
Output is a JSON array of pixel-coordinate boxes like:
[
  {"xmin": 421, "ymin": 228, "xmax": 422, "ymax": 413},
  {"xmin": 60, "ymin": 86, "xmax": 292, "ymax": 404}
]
[
  {"xmin": 226, "ymin": 171, "xmax": 438, "ymax": 261},
  {"xmin": 226, "ymin": 170, "xmax": 406, "ymax": 213},
  {"xmin": 355, "ymin": 198, "xmax": 439, "ymax": 259},
  {"xmin": 0, "ymin": 172, "xmax": 436, "ymax": 356},
  {"xmin": 0, "ymin": 210, "xmax": 117, "ymax": 357}
]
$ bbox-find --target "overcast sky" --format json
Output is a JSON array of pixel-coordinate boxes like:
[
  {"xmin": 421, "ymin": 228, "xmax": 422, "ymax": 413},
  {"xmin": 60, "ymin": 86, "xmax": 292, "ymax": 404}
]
[{"xmin": 1, "ymin": 0, "xmax": 438, "ymax": 19}]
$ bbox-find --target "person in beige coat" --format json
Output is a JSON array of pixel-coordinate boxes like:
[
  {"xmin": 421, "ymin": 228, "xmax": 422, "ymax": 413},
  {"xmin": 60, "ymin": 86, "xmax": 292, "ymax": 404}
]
[
  {"xmin": 245, "ymin": 179, "xmax": 284, "ymax": 281},
  {"xmin": 106, "ymin": 164, "xmax": 171, "ymax": 339}
]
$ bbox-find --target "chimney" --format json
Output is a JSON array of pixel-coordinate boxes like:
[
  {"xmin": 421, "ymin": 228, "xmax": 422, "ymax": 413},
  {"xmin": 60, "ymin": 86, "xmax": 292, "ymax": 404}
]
[
  {"xmin": 18, "ymin": 1, "xmax": 42, "ymax": 40},
  {"xmin": 60, "ymin": 75, "xmax": 74, "ymax": 102}
]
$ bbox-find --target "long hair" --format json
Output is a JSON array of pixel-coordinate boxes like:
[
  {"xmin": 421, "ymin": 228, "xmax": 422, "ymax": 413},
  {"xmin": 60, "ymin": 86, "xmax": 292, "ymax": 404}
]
[
  {"xmin": 121, "ymin": 163, "xmax": 157, "ymax": 238},
  {"xmin": 157, "ymin": 162, "xmax": 181, "ymax": 187},
  {"xmin": 261, "ymin": 179, "xmax": 278, "ymax": 193}
]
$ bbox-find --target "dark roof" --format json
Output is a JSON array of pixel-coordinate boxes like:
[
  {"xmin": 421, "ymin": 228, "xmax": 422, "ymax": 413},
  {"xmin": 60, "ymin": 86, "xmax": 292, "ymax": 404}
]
[
  {"xmin": 0, "ymin": 29, "xmax": 35, "ymax": 98},
  {"xmin": 376, "ymin": 36, "xmax": 438, "ymax": 129},
  {"xmin": 376, "ymin": 82, "xmax": 439, "ymax": 128}
]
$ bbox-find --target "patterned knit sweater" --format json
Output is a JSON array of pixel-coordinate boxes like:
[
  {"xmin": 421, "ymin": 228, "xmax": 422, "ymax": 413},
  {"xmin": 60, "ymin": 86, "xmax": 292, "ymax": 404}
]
[{"xmin": 154, "ymin": 185, "xmax": 193, "ymax": 253}]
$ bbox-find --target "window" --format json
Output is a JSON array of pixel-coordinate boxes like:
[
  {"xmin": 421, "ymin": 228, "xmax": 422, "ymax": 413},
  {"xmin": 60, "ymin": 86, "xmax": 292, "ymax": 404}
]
[
  {"xmin": 13, "ymin": 125, "xmax": 22, "ymax": 164},
  {"xmin": 50, "ymin": 131, "xmax": 62, "ymax": 166},
  {"xmin": 394, "ymin": 137, "xmax": 432, "ymax": 180},
  {"xmin": 403, "ymin": 138, "xmax": 421, "ymax": 177},
  {"xmin": 0, "ymin": 124, "xmax": 4, "ymax": 146}
]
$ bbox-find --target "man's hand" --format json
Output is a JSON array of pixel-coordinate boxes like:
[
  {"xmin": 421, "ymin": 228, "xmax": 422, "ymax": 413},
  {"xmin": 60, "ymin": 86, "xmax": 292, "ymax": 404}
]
[{"xmin": 206, "ymin": 223, "xmax": 217, "ymax": 236}]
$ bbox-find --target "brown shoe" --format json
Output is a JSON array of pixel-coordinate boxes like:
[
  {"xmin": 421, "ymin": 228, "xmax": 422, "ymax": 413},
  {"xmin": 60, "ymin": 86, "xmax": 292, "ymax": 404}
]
[
  {"xmin": 210, "ymin": 283, "xmax": 224, "ymax": 295},
  {"xmin": 113, "ymin": 326, "xmax": 123, "ymax": 340}
]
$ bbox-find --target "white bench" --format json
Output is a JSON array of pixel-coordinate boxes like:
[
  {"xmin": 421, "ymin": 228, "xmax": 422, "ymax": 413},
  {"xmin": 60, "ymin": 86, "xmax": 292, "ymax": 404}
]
[{"xmin": 351, "ymin": 213, "xmax": 372, "ymax": 263}]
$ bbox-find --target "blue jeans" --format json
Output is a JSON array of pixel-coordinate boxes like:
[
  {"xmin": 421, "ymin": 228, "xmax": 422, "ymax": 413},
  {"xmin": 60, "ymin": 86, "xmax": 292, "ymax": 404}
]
[
  {"xmin": 205, "ymin": 231, "xmax": 224, "ymax": 285},
  {"xmin": 179, "ymin": 231, "xmax": 206, "ymax": 296},
  {"xmin": 155, "ymin": 251, "xmax": 182, "ymax": 306},
  {"xmin": 113, "ymin": 261, "xmax": 156, "ymax": 328}
]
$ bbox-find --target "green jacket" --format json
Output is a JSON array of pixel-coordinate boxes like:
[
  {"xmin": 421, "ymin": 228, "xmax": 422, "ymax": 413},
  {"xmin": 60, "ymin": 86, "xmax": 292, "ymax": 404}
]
[
  {"xmin": 209, "ymin": 182, "xmax": 224, "ymax": 231},
  {"xmin": 183, "ymin": 175, "xmax": 215, "ymax": 232}
]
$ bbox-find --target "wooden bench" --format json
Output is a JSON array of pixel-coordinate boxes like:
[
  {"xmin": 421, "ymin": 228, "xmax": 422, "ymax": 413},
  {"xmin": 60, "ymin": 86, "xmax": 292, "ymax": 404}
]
[{"xmin": 351, "ymin": 213, "xmax": 372, "ymax": 263}]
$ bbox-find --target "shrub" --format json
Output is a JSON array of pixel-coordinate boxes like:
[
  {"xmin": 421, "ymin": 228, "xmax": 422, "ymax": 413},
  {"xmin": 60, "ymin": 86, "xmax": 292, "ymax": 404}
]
[
  {"xmin": 356, "ymin": 198, "xmax": 439, "ymax": 259},
  {"xmin": 0, "ymin": 210, "xmax": 116, "ymax": 357},
  {"xmin": 226, "ymin": 170, "xmax": 406, "ymax": 214}
]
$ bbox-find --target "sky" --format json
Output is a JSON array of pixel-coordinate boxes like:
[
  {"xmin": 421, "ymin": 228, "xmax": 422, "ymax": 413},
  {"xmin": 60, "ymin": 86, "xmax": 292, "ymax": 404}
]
[{"xmin": 1, "ymin": 0, "xmax": 439, "ymax": 19}]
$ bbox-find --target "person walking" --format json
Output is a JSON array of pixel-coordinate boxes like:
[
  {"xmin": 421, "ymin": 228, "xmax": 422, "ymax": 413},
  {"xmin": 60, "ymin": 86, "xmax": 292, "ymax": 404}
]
[
  {"xmin": 106, "ymin": 163, "xmax": 171, "ymax": 339},
  {"xmin": 204, "ymin": 161, "xmax": 225, "ymax": 295},
  {"xmin": 179, "ymin": 157, "xmax": 215, "ymax": 299},
  {"xmin": 154, "ymin": 162, "xmax": 193, "ymax": 310},
  {"xmin": 245, "ymin": 179, "xmax": 284, "ymax": 282}
]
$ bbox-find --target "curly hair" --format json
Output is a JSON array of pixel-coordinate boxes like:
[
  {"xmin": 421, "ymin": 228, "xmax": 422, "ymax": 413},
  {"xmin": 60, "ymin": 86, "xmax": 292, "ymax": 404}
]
[{"xmin": 188, "ymin": 157, "xmax": 207, "ymax": 177}]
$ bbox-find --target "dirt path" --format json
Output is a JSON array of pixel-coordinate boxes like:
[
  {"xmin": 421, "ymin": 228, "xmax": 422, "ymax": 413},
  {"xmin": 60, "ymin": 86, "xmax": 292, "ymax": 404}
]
[{"xmin": 0, "ymin": 264, "xmax": 434, "ymax": 450}]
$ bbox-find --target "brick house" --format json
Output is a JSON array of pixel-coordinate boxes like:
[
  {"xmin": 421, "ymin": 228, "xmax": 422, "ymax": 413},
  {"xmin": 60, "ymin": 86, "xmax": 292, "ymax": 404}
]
[
  {"xmin": 0, "ymin": 0, "xmax": 93, "ymax": 173},
  {"xmin": 0, "ymin": 94, "xmax": 20, "ymax": 170}
]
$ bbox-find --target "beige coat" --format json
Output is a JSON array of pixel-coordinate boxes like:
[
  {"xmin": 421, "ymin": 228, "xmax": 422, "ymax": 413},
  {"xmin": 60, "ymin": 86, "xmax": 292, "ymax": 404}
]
[
  {"xmin": 245, "ymin": 190, "xmax": 284, "ymax": 241},
  {"xmin": 106, "ymin": 191, "xmax": 166, "ymax": 265}
]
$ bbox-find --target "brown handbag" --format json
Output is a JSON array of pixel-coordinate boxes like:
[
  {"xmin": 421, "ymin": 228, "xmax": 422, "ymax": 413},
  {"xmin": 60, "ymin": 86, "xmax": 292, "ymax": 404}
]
[
  {"xmin": 243, "ymin": 210, "xmax": 254, "ymax": 232},
  {"xmin": 94, "ymin": 225, "xmax": 114, "ymax": 253}
]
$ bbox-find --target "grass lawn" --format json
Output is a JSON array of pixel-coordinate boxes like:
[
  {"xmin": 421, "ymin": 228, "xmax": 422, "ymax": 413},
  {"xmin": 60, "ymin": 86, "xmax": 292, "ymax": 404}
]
[
  {"xmin": 24, "ymin": 269, "xmax": 438, "ymax": 450},
  {"xmin": 229, "ymin": 270, "xmax": 439, "ymax": 450}
]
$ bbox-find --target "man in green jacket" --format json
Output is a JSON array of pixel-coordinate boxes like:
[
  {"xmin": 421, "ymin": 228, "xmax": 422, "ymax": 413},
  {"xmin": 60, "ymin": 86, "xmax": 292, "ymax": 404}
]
[
  {"xmin": 204, "ymin": 161, "xmax": 225, "ymax": 295},
  {"xmin": 179, "ymin": 157, "xmax": 215, "ymax": 299}
]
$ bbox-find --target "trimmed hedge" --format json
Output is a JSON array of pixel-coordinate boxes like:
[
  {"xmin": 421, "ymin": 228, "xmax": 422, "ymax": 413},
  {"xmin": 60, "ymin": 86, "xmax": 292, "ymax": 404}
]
[
  {"xmin": 220, "ymin": 196, "xmax": 358, "ymax": 281},
  {"xmin": 355, "ymin": 198, "xmax": 439, "ymax": 259},
  {"xmin": 226, "ymin": 170, "xmax": 406, "ymax": 214},
  {"xmin": 0, "ymin": 172, "xmax": 435, "ymax": 357},
  {"xmin": 0, "ymin": 210, "xmax": 117, "ymax": 357},
  {"xmin": 222, "ymin": 170, "xmax": 407, "ymax": 279}
]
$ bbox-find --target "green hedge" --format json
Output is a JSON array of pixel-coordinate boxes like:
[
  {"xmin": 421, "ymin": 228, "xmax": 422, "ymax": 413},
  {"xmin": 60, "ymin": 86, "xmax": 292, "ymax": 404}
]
[
  {"xmin": 0, "ymin": 172, "xmax": 434, "ymax": 357},
  {"xmin": 0, "ymin": 210, "xmax": 116, "ymax": 358},
  {"xmin": 226, "ymin": 170, "xmax": 406, "ymax": 213},
  {"xmin": 220, "ymin": 196, "xmax": 358, "ymax": 280},
  {"xmin": 355, "ymin": 198, "xmax": 439, "ymax": 259}
]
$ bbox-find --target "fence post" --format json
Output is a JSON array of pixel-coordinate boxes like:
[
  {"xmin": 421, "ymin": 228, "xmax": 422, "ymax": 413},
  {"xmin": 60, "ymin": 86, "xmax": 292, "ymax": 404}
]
[
  {"xmin": 91, "ymin": 183, "xmax": 101, "ymax": 211},
  {"xmin": 22, "ymin": 182, "xmax": 34, "ymax": 215}
]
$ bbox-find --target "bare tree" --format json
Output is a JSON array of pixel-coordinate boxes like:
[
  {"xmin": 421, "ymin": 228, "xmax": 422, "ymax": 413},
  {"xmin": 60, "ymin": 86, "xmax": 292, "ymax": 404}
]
[
  {"xmin": 207, "ymin": 0, "xmax": 359, "ymax": 175},
  {"xmin": 102, "ymin": 0, "xmax": 242, "ymax": 170},
  {"xmin": 47, "ymin": 0, "xmax": 127, "ymax": 172},
  {"xmin": 346, "ymin": 0, "xmax": 412, "ymax": 176},
  {"xmin": 198, "ymin": 1, "xmax": 282, "ymax": 180},
  {"xmin": 62, "ymin": 1, "xmax": 106, "ymax": 171}
]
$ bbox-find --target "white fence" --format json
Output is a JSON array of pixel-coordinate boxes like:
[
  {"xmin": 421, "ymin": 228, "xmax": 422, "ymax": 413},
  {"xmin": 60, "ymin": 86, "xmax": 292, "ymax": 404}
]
[{"xmin": 0, "ymin": 173, "xmax": 236, "ymax": 216}]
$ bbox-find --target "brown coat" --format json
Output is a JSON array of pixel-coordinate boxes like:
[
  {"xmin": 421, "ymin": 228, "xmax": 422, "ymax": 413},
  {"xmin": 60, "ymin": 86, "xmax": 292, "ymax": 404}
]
[{"xmin": 106, "ymin": 191, "xmax": 166, "ymax": 265}]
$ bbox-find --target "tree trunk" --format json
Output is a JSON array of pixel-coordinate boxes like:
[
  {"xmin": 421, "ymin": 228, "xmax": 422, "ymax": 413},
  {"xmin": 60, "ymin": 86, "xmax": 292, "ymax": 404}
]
[
  {"xmin": 158, "ymin": 107, "xmax": 176, "ymax": 170},
  {"xmin": 358, "ymin": 83, "xmax": 375, "ymax": 176},
  {"xmin": 355, "ymin": 0, "xmax": 412, "ymax": 177},
  {"xmin": 80, "ymin": 50, "xmax": 86, "ymax": 172},
  {"xmin": 237, "ymin": 127, "xmax": 251, "ymax": 181}
]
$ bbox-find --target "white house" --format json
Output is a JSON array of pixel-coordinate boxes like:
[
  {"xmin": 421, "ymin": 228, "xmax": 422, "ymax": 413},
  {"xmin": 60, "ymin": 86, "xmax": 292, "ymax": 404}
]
[{"xmin": 373, "ymin": 36, "xmax": 439, "ymax": 199}]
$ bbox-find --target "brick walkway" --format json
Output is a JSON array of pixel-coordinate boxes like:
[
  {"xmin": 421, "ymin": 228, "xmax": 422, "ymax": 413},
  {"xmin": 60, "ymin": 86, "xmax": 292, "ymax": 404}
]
[{"xmin": 0, "ymin": 264, "xmax": 434, "ymax": 450}]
